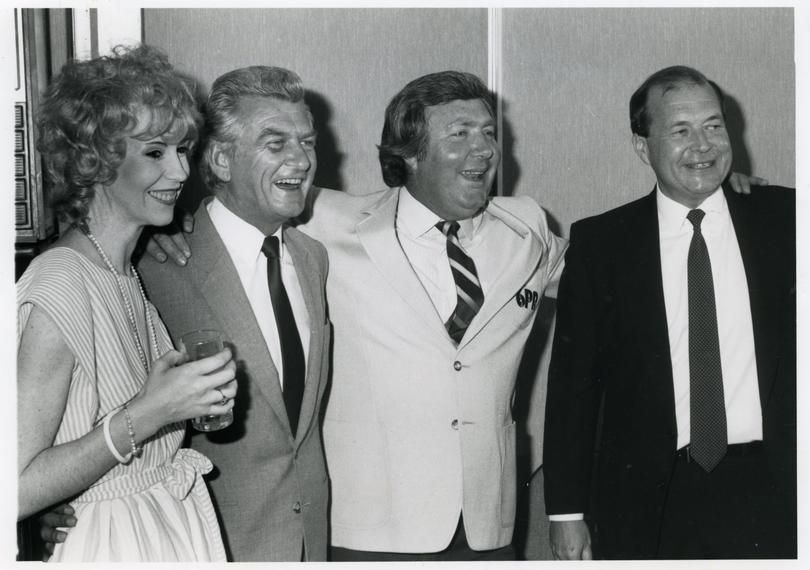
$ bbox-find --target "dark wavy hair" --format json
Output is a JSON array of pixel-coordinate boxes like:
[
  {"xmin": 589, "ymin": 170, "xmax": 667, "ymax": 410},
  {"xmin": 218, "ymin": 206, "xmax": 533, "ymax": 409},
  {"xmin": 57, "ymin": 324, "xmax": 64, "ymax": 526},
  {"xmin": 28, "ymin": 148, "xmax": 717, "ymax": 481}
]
[
  {"xmin": 378, "ymin": 71, "xmax": 495, "ymax": 188},
  {"xmin": 629, "ymin": 65, "xmax": 725, "ymax": 137},
  {"xmin": 200, "ymin": 66, "xmax": 306, "ymax": 193},
  {"xmin": 37, "ymin": 44, "xmax": 201, "ymax": 226}
]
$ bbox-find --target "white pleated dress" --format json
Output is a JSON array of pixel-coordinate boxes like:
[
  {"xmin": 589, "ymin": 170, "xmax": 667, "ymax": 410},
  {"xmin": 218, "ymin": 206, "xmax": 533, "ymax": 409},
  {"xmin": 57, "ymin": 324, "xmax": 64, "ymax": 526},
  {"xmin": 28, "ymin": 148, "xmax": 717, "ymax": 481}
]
[{"xmin": 17, "ymin": 247, "xmax": 226, "ymax": 562}]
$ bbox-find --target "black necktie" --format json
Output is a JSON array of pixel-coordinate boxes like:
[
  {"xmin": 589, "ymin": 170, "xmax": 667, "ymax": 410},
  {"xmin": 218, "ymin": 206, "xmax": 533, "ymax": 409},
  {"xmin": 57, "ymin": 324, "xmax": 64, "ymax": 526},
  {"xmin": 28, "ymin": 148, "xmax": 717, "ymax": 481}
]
[
  {"xmin": 436, "ymin": 221, "xmax": 485, "ymax": 344},
  {"xmin": 686, "ymin": 209, "xmax": 727, "ymax": 472},
  {"xmin": 262, "ymin": 236, "xmax": 305, "ymax": 437}
]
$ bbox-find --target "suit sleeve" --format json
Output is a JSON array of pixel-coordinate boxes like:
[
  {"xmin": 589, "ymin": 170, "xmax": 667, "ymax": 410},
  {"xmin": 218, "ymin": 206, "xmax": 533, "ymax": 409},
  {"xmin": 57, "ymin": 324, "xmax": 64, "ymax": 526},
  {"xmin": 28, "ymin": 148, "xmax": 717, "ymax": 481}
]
[
  {"xmin": 543, "ymin": 220, "xmax": 603, "ymax": 516},
  {"xmin": 542, "ymin": 219, "xmax": 568, "ymax": 299}
]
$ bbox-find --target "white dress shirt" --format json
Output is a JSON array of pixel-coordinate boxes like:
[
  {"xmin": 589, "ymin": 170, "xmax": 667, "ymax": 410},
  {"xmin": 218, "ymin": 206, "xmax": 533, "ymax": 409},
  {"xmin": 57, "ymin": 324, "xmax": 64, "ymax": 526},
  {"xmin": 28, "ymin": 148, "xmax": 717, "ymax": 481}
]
[
  {"xmin": 549, "ymin": 187, "xmax": 763, "ymax": 524},
  {"xmin": 208, "ymin": 198, "xmax": 310, "ymax": 388},
  {"xmin": 657, "ymin": 187, "xmax": 762, "ymax": 450},
  {"xmin": 395, "ymin": 187, "xmax": 487, "ymax": 321}
]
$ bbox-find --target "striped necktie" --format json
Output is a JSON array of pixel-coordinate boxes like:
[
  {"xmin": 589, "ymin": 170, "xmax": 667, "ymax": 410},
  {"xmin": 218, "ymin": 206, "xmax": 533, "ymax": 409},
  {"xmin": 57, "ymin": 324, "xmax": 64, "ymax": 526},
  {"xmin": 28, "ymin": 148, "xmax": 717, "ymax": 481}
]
[
  {"xmin": 436, "ymin": 220, "xmax": 484, "ymax": 344},
  {"xmin": 686, "ymin": 208, "xmax": 727, "ymax": 472}
]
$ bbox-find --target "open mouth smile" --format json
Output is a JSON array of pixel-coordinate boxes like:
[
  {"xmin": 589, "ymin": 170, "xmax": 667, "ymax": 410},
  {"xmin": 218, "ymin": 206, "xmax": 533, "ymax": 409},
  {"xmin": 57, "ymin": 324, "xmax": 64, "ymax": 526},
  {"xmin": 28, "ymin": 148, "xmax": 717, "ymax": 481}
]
[
  {"xmin": 274, "ymin": 177, "xmax": 305, "ymax": 190},
  {"xmin": 147, "ymin": 189, "xmax": 181, "ymax": 205},
  {"xmin": 460, "ymin": 169, "xmax": 488, "ymax": 182},
  {"xmin": 685, "ymin": 160, "xmax": 716, "ymax": 170}
]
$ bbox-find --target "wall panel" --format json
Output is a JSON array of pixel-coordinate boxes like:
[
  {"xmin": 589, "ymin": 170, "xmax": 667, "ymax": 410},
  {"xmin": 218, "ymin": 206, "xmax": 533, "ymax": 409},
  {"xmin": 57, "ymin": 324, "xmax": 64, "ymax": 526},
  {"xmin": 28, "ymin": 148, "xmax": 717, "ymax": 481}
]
[
  {"xmin": 144, "ymin": 8, "xmax": 488, "ymax": 195},
  {"xmin": 502, "ymin": 8, "xmax": 794, "ymax": 236}
]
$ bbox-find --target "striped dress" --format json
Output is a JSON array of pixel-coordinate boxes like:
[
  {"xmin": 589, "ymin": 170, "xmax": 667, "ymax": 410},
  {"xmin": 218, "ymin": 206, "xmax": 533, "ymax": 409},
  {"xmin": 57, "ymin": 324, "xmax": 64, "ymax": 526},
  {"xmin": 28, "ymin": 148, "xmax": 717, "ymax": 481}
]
[{"xmin": 17, "ymin": 247, "xmax": 226, "ymax": 562}]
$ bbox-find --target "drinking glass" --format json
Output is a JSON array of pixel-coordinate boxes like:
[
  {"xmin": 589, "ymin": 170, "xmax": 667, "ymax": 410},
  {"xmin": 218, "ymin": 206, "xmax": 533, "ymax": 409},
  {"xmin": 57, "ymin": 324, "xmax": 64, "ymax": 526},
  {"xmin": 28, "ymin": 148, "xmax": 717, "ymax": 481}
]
[{"xmin": 181, "ymin": 330, "xmax": 234, "ymax": 431}]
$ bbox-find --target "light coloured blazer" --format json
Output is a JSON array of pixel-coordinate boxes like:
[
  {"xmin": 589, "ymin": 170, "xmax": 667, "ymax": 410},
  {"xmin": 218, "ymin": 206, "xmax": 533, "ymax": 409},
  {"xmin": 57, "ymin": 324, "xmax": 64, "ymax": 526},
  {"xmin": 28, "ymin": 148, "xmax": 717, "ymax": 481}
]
[
  {"xmin": 300, "ymin": 187, "xmax": 566, "ymax": 553},
  {"xmin": 139, "ymin": 203, "xmax": 331, "ymax": 561}
]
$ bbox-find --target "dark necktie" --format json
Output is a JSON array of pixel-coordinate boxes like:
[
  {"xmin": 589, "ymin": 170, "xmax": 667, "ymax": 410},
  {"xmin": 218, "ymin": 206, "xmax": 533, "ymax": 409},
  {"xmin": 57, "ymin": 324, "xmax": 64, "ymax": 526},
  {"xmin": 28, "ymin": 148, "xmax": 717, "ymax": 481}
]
[
  {"xmin": 686, "ymin": 208, "xmax": 727, "ymax": 472},
  {"xmin": 436, "ymin": 221, "xmax": 485, "ymax": 344},
  {"xmin": 262, "ymin": 236, "xmax": 305, "ymax": 437}
]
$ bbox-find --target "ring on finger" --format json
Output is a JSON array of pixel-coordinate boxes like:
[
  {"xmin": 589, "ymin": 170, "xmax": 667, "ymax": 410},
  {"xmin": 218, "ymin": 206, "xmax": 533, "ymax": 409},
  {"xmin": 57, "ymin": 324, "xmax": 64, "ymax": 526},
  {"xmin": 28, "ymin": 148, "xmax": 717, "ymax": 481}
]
[{"xmin": 215, "ymin": 387, "xmax": 228, "ymax": 406}]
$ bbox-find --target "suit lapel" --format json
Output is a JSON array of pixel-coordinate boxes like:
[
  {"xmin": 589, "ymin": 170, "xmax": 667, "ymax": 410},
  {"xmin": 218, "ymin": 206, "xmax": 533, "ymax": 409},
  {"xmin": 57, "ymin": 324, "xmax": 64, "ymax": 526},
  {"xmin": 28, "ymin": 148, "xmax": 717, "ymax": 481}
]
[
  {"xmin": 283, "ymin": 228, "xmax": 325, "ymax": 443},
  {"xmin": 625, "ymin": 190, "xmax": 677, "ymax": 429},
  {"xmin": 457, "ymin": 202, "xmax": 544, "ymax": 348},
  {"xmin": 188, "ymin": 206, "xmax": 292, "ymax": 434},
  {"xmin": 356, "ymin": 189, "xmax": 451, "ymax": 342},
  {"xmin": 724, "ymin": 188, "xmax": 777, "ymax": 408}
]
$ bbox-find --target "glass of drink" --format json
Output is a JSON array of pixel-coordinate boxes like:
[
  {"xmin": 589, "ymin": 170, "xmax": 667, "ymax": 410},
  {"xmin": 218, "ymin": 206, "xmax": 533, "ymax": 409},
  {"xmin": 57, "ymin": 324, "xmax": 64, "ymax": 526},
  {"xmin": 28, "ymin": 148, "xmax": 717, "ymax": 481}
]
[{"xmin": 181, "ymin": 330, "xmax": 234, "ymax": 432}]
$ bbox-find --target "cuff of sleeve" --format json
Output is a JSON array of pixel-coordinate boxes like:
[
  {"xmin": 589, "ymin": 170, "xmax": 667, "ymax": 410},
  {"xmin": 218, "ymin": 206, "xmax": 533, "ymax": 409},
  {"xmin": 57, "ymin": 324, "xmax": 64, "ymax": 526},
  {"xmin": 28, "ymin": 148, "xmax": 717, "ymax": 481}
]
[{"xmin": 549, "ymin": 513, "xmax": 585, "ymax": 522}]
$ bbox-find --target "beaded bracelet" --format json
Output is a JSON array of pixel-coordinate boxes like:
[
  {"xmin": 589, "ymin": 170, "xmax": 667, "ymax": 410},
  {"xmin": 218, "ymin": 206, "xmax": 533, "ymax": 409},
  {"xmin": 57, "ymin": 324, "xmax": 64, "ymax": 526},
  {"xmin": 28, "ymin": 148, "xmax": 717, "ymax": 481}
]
[
  {"xmin": 122, "ymin": 403, "xmax": 143, "ymax": 459},
  {"xmin": 102, "ymin": 409, "xmax": 130, "ymax": 463}
]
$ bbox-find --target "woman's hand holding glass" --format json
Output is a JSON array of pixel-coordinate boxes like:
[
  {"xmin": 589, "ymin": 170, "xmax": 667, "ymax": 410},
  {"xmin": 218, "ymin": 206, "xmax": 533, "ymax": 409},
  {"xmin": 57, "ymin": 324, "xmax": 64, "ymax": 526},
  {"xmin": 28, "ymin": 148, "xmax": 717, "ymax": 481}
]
[{"xmin": 128, "ymin": 349, "xmax": 237, "ymax": 439}]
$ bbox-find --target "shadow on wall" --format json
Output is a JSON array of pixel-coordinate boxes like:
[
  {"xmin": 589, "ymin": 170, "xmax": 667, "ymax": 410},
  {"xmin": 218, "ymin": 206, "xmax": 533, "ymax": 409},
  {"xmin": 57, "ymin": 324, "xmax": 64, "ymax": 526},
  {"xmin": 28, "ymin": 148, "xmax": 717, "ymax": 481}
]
[
  {"xmin": 498, "ymin": 98, "xmax": 522, "ymax": 199},
  {"xmin": 498, "ymin": 98, "xmax": 564, "ymax": 238},
  {"xmin": 307, "ymin": 89, "xmax": 345, "ymax": 192},
  {"xmin": 722, "ymin": 91, "xmax": 754, "ymax": 176}
]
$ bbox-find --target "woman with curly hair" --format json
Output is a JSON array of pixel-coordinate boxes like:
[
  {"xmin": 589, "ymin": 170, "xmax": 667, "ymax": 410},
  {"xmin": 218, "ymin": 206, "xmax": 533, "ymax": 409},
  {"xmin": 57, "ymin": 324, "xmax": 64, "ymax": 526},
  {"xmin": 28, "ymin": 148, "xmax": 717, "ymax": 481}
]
[{"xmin": 16, "ymin": 45, "xmax": 236, "ymax": 561}]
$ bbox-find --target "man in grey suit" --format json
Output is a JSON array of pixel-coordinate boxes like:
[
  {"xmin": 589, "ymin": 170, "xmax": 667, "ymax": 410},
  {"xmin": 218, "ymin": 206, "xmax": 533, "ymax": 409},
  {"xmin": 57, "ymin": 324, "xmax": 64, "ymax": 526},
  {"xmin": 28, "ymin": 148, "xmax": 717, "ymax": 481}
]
[
  {"xmin": 41, "ymin": 66, "xmax": 331, "ymax": 562},
  {"xmin": 137, "ymin": 66, "xmax": 331, "ymax": 561}
]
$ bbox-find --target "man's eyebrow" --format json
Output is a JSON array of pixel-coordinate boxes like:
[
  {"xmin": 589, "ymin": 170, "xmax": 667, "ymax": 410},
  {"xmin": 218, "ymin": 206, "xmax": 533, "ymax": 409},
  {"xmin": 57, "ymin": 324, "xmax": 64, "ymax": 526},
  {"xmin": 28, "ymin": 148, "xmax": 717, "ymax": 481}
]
[
  {"xmin": 703, "ymin": 113, "xmax": 724, "ymax": 122},
  {"xmin": 258, "ymin": 128, "xmax": 289, "ymax": 139},
  {"xmin": 444, "ymin": 117, "xmax": 496, "ymax": 129},
  {"xmin": 257, "ymin": 128, "xmax": 318, "ymax": 139}
]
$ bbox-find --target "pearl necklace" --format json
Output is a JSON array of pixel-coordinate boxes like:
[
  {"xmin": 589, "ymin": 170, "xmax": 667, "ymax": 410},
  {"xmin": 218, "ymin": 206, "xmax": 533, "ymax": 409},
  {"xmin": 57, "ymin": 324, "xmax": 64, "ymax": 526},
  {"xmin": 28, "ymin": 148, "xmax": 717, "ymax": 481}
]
[{"xmin": 81, "ymin": 227, "xmax": 159, "ymax": 373}]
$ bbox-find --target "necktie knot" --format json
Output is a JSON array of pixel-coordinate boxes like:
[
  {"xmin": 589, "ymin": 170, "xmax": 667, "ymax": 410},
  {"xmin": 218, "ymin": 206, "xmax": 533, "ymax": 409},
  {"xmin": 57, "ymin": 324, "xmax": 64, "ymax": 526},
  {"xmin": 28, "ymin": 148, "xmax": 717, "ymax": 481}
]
[
  {"xmin": 262, "ymin": 236, "xmax": 280, "ymax": 259},
  {"xmin": 436, "ymin": 220, "xmax": 460, "ymax": 239},
  {"xmin": 686, "ymin": 208, "xmax": 706, "ymax": 230}
]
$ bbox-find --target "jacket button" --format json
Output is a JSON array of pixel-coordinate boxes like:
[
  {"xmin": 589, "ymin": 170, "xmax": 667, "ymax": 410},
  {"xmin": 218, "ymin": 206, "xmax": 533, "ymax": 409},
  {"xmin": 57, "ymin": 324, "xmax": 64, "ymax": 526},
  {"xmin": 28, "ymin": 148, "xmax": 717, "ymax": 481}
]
[
  {"xmin": 453, "ymin": 361, "xmax": 462, "ymax": 371},
  {"xmin": 451, "ymin": 419, "xmax": 459, "ymax": 430},
  {"xmin": 293, "ymin": 501, "xmax": 302, "ymax": 514}
]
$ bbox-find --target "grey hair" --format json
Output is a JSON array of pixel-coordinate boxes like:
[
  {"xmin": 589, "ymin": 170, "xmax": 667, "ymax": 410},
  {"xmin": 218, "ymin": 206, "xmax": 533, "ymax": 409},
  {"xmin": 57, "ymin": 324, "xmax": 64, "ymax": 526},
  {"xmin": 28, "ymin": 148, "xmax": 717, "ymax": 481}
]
[{"xmin": 200, "ymin": 66, "xmax": 306, "ymax": 191}]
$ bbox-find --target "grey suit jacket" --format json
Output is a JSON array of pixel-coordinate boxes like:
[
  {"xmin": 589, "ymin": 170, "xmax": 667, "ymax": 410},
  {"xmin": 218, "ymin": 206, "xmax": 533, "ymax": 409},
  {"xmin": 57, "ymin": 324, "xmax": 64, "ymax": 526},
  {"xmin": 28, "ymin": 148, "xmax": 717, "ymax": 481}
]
[{"xmin": 139, "ymin": 203, "xmax": 331, "ymax": 561}]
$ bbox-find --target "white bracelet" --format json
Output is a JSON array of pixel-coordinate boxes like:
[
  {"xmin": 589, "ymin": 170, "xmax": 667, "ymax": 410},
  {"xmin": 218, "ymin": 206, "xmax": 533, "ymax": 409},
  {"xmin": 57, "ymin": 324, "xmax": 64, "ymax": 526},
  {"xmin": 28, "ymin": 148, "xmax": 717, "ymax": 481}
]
[{"xmin": 103, "ymin": 408, "xmax": 132, "ymax": 464}]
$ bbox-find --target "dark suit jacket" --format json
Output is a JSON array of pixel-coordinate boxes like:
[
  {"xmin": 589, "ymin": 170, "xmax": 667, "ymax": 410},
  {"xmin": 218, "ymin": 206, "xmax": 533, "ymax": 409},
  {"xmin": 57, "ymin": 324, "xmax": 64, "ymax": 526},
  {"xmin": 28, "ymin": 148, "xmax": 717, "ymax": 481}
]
[
  {"xmin": 139, "ymin": 204, "xmax": 331, "ymax": 561},
  {"xmin": 543, "ymin": 186, "xmax": 795, "ymax": 558}
]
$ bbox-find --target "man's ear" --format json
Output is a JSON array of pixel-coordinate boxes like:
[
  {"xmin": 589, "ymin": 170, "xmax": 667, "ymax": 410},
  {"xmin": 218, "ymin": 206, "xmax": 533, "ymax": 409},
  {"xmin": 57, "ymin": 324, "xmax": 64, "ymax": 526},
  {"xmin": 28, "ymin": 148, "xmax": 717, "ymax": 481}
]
[
  {"xmin": 207, "ymin": 142, "xmax": 232, "ymax": 183},
  {"xmin": 404, "ymin": 155, "xmax": 418, "ymax": 175},
  {"xmin": 632, "ymin": 133, "xmax": 651, "ymax": 166}
]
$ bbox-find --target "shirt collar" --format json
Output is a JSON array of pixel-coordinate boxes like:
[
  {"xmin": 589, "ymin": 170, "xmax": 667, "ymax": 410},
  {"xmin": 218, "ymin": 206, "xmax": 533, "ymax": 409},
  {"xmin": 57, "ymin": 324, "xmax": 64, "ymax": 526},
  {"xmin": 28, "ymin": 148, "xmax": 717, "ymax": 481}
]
[
  {"xmin": 396, "ymin": 186, "xmax": 483, "ymax": 241},
  {"xmin": 656, "ymin": 185, "xmax": 727, "ymax": 233},
  {"xmin": 208, "ymin": 197, "xmax": 284, "ymax": 265}
]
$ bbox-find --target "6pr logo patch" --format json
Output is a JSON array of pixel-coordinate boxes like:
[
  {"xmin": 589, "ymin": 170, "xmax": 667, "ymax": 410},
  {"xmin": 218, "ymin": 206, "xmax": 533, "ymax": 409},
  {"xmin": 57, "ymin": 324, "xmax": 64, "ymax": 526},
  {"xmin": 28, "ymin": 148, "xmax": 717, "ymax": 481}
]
[{"xmin": 515, "ymin": 288, "xmax": 539, "ymax": 311}]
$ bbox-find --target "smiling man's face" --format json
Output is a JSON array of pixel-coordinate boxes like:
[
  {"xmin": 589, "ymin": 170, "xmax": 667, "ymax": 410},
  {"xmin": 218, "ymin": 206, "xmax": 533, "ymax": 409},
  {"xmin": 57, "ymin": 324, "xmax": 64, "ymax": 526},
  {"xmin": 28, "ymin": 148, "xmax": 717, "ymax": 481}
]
[
  {"xmin": 633, "ymin": 82, "xmax": 732, "ymax": 208},
  {"xmin": 404, "ymin": 98, "xmax": 500, "ymax": 221},
  {"xmin": 218, "ymin": 96, "xmax": 317, "ymax": 234}
]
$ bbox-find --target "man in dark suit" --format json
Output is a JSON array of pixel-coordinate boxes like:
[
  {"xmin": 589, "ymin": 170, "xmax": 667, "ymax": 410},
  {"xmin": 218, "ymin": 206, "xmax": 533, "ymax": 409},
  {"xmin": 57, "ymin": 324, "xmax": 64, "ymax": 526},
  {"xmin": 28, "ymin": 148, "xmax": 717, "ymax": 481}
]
[{"xmin": 542, "ymin": 66, "xmax": 795, "ymax": 559}]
